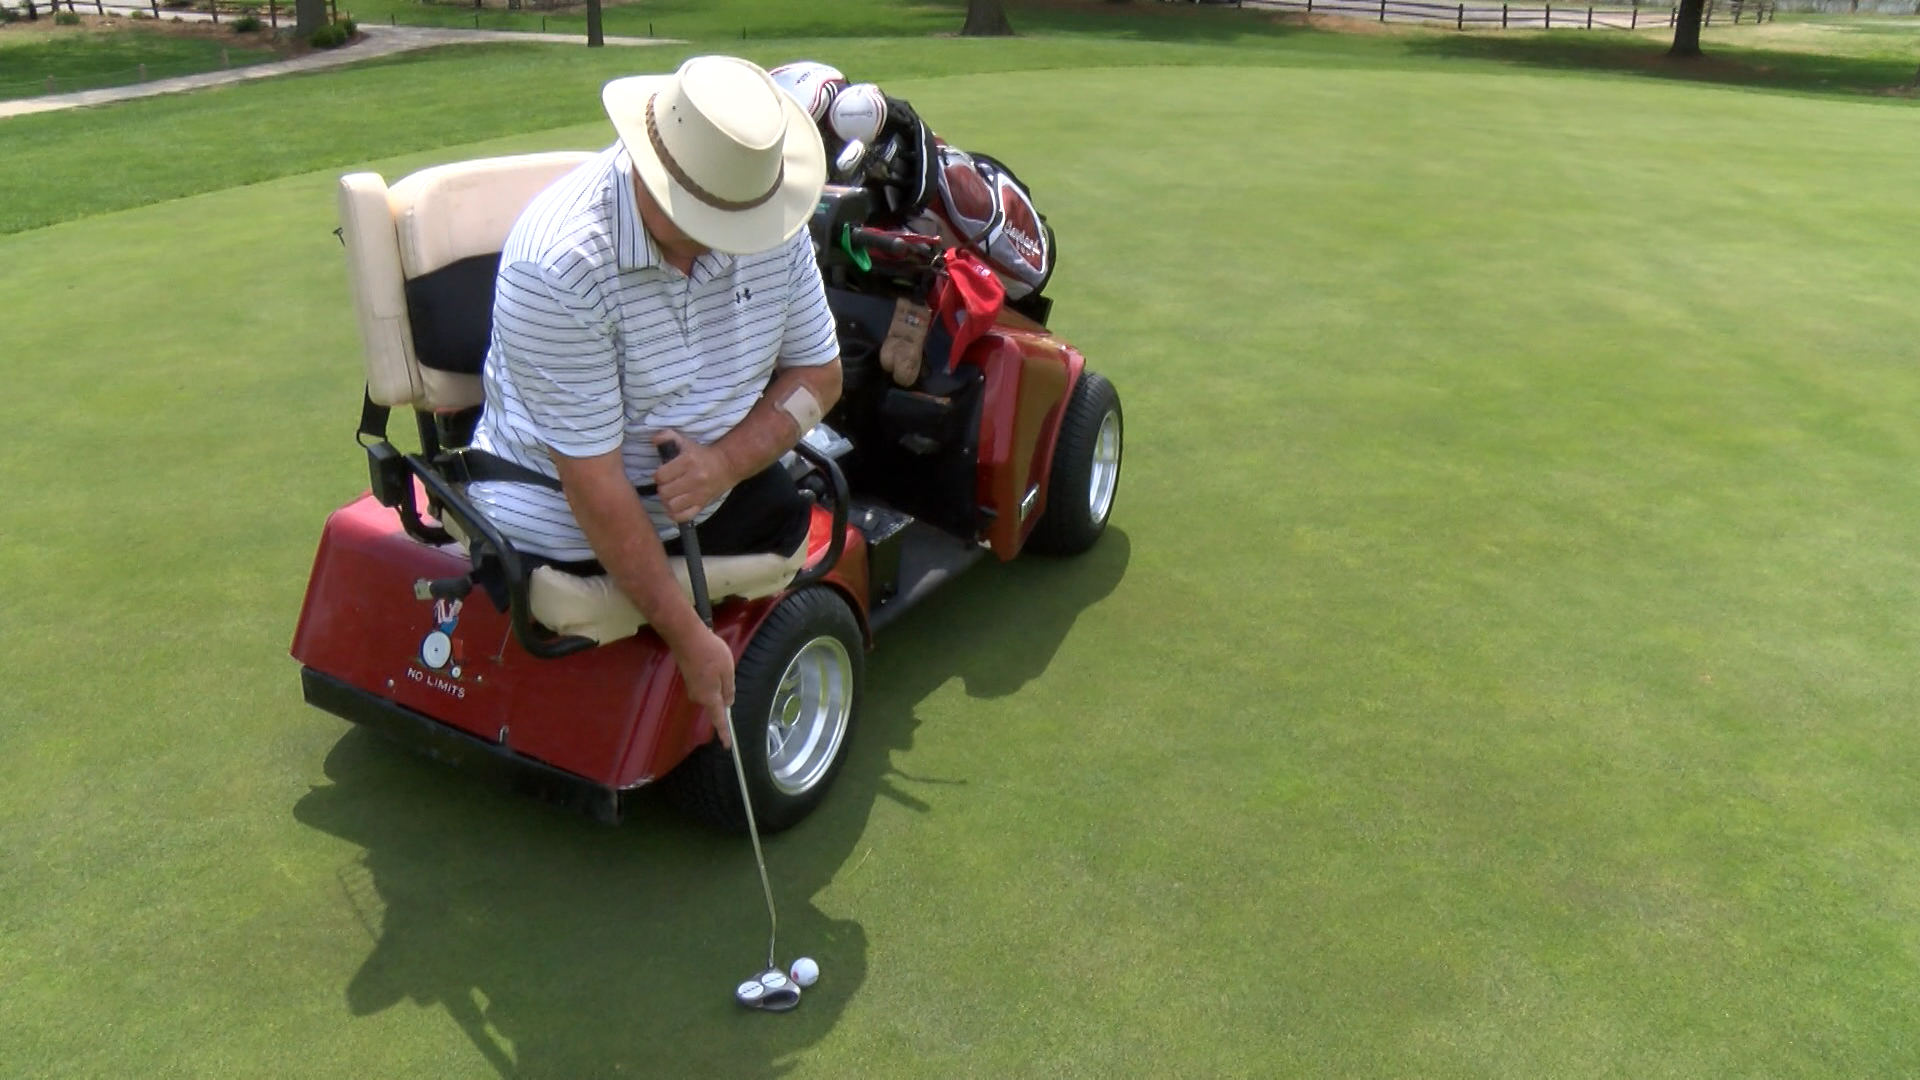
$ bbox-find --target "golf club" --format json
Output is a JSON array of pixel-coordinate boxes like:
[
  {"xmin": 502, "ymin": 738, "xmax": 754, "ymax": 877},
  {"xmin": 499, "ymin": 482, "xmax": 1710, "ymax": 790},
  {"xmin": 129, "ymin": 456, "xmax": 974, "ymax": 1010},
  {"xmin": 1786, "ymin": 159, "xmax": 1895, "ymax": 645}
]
[{"xmin": 660, "ymin": 443, "xmax": 793, "ymax": 1012}]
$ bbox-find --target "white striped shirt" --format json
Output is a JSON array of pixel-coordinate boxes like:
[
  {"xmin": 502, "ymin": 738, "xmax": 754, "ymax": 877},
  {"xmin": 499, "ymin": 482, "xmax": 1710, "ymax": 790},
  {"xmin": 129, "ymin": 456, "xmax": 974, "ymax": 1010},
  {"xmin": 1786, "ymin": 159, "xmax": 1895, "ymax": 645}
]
[{"xmin": 468, "ymin": 144, "xmax": 838, "ymax": 561}]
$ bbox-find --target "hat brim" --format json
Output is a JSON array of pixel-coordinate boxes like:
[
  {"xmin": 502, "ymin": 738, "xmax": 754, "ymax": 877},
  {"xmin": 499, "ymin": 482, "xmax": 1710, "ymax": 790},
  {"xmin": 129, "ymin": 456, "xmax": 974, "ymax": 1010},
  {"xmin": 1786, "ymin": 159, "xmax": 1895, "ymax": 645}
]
[{"xmin": 603, "ymin": 74, "xmax": 827, "ymax": 256}]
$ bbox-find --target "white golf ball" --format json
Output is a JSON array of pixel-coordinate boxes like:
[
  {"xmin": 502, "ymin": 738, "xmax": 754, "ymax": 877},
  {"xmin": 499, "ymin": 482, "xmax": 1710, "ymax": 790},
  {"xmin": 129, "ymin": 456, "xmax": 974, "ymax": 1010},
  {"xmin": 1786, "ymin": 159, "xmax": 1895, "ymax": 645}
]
[{"xmin": 789, "ymin": 957, "xmax": 819, "ymax": 988}]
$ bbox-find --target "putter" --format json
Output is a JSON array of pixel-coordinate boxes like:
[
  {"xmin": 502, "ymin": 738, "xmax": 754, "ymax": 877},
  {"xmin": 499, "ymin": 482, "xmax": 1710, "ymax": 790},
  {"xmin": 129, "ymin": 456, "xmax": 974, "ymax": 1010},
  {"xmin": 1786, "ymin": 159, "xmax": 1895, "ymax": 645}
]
[{"xmin": 660, "ymin": 443, "xmax": 794, "ymax": 1013}]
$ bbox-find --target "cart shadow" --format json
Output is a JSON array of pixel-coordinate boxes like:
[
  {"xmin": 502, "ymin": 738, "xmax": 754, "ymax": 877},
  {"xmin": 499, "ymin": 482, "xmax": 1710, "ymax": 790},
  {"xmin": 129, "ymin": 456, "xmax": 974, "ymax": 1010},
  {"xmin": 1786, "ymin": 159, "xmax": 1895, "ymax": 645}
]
[{"xmin": 293, "ymin": 527, "xmax": 1130, "ymax": 1077}]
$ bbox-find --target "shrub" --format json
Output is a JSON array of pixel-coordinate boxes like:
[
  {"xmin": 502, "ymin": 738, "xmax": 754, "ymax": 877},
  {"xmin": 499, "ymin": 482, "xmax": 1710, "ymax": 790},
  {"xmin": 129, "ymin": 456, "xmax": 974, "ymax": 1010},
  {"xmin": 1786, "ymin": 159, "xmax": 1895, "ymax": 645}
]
[
  {"xmin": 0, "ymin": 5, "xmax": 19, "ymax": 23},
  {"xmin": 231, "ymin": 12, "xmax": 260, "ymax": 29},
  {"xmin": 54, "ymin": 9, "xmax": 80, "ymax": 23},
  {"xmin": 339, "ymin": 15, "xmax": 354, "ymax": 34},
  {"xmin": 308, "ymin": 21, "xmax": 346, "ymax": 46}
]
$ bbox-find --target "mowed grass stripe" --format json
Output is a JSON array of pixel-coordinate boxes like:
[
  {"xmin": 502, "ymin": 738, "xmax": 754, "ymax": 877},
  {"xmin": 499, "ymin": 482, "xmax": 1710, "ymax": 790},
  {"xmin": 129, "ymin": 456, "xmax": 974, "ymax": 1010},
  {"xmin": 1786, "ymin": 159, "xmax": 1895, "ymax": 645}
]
[
  {"xmin": 6, "ymin": 61, "xmax": 1920, "ymax": 1077},
  {"xmin": 0, "ymin": 30, "xmax": 1355, "ymax": 237}
]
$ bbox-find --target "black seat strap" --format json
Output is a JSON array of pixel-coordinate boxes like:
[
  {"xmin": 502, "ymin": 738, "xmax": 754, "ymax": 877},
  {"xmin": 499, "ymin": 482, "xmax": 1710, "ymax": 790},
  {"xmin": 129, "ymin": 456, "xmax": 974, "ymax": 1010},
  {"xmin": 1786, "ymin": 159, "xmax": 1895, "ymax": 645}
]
[
  {"xmin": 357, "ymin": 388, "xmax": 656, "ymax": 497},
  {"xmin": 441, "ymin": 448, "xmax": 564, "ymax": 491},
  {"xmin": 358, "ymin": 387, "xmax": 391, "ymax": 444},
  {"xmin": 442, "ymin": 447, "xmax": 656, "ymax": 497}
]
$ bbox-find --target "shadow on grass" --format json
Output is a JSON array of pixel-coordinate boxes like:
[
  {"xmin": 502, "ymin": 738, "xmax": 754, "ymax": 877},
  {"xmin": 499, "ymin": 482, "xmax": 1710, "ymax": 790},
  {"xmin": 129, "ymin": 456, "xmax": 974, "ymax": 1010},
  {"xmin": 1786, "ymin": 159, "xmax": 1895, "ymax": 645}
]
[
  {"xmin": 1404, "ymin": 29, "xmax": 1920, "ymax": 99},
  {"xmin": 1005, "ymin": 0, "xmax": 1316, "ymax": 42},
  {"xmin": 293, "ymin": 529, "xmax": 1130, "ymax": 1077}
]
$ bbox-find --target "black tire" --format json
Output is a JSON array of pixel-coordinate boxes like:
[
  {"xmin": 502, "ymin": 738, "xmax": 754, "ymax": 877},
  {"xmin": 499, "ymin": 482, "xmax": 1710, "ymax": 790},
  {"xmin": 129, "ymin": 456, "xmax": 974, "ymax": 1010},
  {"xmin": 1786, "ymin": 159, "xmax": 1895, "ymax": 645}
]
[
  {"xmin": 1025, "ymin": 371, "xmax": 1122, "ymax": 556},
  {"xmin": 663, "ymin": 587, "xmax": 864, "ymax": 834}
]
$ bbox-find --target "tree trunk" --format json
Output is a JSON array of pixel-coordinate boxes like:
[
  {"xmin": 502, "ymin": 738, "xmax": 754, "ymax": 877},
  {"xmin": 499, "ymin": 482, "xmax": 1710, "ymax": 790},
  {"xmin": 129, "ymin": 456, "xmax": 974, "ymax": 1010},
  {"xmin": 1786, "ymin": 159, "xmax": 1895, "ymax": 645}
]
[
  {"xmin": 586, "ymin": 0, "xmax": 603, "ymax": 45},
  {"xmin": 1668, "ymin": 0, "xmax": 1704, "ymax": 56},
  {"xmin": 961, "ymin": 0, "xmax": 1015, "ymax": 36},
  {"xmin": 294, "ymin": 0, "xmax": 325, "ymax": 35}
]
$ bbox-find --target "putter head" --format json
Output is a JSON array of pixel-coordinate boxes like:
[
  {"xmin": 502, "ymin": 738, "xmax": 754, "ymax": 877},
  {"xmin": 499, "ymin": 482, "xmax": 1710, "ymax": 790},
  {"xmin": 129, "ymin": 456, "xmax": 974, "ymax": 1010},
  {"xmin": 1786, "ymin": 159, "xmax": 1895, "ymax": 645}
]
[{"xmin": 734, "ymin": 968, "xmax": 801, "ymax": 1012}]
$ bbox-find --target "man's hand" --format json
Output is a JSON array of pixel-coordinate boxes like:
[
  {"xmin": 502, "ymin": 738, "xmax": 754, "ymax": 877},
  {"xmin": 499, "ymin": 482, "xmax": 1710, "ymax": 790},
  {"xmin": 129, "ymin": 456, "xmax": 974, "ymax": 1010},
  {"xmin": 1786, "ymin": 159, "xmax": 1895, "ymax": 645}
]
[
  {"xmin": 652, "ymin": 431, "xmax": 737, "ymax": 523},
  {"xmin": 664, "ymin": 620, "xmax": 737, "ymax": 748},
  {"xmin": 552, "ymin": 445, "xmax": 736, "ymax": 747}
]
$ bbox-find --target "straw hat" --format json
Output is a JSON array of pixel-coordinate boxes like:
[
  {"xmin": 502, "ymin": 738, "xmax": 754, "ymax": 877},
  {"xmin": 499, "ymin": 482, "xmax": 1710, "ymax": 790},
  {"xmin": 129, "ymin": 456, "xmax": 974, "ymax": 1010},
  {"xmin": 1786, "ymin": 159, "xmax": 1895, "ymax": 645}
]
[{"xmin": 602, "ymin": 56, "xmax": 827, "ymax": 255}]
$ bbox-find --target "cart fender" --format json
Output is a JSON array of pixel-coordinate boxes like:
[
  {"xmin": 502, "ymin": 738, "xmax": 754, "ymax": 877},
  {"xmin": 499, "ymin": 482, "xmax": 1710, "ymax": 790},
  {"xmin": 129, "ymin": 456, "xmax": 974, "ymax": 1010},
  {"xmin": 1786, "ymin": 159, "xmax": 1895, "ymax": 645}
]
[{"xmin": 966, "ymin": 332, "xmax": 1085, "ymax": 559}]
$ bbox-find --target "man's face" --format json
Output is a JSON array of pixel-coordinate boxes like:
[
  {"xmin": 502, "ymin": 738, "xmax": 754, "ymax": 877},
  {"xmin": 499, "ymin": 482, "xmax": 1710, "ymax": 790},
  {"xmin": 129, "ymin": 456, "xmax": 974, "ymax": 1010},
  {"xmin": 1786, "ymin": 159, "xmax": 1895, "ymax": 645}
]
[{"xmin": 633, "ymin": 174, "xmax": 712, "ymax": 261}]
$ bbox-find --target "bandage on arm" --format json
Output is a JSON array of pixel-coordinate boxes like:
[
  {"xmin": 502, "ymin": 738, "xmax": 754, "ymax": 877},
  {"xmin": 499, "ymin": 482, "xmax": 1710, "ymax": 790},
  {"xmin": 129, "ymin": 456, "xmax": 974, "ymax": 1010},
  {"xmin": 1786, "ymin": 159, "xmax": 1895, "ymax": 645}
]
[
  {"xmin": 703, "ymin": 359, "xmax": 842, "ymax": 487},
  {"xmin": 777, "ymin": 384, "xmax": 825, "ymax": 434}
]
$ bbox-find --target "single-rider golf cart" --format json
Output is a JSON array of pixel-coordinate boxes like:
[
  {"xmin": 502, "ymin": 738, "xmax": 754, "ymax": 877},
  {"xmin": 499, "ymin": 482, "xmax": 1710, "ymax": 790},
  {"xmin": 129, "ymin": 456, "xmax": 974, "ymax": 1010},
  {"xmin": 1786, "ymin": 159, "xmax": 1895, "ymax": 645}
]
[{"xmin": 289, "ymin": 149, "xmax": 1123, "ymax": 833}]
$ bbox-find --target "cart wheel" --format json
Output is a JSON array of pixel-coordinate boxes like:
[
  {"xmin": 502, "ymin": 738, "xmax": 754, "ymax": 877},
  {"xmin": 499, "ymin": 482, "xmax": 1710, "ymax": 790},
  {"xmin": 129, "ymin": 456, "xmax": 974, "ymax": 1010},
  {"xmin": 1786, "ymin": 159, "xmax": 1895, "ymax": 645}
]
[
  {"xmin": 1025, "ymin": 370, "xmax": 1122, "ymax": 556},
  {"xmin": 665, "ymin": 586, "xmax": 864, "ymax": 834}
]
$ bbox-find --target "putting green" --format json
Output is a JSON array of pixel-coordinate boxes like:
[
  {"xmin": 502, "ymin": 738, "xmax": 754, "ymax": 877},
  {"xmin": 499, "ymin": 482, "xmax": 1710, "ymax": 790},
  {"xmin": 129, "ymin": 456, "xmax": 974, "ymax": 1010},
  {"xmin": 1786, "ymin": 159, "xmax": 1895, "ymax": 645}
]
[{"xmin": 7, "ymin": 59, "xmax": 1920, "ymax": 1076}]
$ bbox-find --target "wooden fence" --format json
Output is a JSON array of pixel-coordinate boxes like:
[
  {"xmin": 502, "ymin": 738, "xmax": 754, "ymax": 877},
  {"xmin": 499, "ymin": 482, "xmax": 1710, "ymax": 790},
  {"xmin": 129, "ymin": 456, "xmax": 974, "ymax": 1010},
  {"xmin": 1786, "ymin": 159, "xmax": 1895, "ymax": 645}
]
[{"xmin": 1234, "ymin": 0, "xmax": 1775, "ymax": 27}]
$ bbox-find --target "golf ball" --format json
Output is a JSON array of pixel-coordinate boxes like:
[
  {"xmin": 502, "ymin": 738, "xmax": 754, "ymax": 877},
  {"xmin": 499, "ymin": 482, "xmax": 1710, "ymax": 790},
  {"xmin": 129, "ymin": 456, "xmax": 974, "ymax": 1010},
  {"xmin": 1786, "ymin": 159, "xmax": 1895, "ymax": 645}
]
[{"xmin": 790, "ymin": 957, "xmax": 819, "ymax": 988}]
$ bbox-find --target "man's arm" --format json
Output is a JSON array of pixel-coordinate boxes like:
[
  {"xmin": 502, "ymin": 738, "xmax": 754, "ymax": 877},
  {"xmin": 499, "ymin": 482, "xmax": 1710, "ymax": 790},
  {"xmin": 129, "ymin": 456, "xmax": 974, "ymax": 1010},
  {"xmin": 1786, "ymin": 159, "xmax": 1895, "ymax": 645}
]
[
  {"xmin": 552, "ymin": 448, "xmax": 737, "ymax": 741},
  {"xmin": 651, "ymin": 359, "xmax": 842, "ymax": 522},
  {"xmin": 490, "ymin": 257, "xmax": 737, "ymax": 742},
  {"xmin": 655, "ymin": 232, "xmax": 845, "ymax": 520}
]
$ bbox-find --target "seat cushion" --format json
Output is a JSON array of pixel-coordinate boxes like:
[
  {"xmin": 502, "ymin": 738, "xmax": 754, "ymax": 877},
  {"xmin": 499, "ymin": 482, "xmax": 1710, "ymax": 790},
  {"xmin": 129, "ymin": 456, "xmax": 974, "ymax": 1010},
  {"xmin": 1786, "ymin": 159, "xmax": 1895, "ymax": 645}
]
[
  {"xmin": 339, "ymin": 152, "xmax": 593, "ymax": 412},
  {"xmin": 389, "ymin": 152, "xmax": 592, "ymax": 277},
  {"xmin": 389, "ymin": 152, "xmax": 593, "ymax": 406},
  {"xmin": 340, "ymin": 171, "xmax": 422, "ymax": 409},
  {"xmin": 529, "ymin": 541, "xmax": 810, "ymax": 645}
]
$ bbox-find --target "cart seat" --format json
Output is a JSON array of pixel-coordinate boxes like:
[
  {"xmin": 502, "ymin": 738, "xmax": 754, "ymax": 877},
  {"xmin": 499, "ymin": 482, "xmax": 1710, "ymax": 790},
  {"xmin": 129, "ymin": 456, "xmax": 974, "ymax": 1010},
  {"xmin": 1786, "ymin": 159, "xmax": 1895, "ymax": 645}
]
[
  {"xmin": 338, "ymin": 153, "xmax": 810, "ymax": 647},
  {"xmin": 529, "ymin": 539, "xmax": 808, "ymax": 644}
]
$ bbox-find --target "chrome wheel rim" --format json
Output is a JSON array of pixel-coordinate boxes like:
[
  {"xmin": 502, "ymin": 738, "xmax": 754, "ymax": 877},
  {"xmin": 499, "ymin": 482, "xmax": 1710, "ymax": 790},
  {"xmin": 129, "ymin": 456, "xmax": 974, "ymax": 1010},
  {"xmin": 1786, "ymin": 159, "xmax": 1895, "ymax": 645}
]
[
  {"xmin": 1088, "ymin": 409, "xmax": 1121, "ymax": 524},
  {"xmin": 766, "ymin": 635, "xmax": 854, "ymax": 796}
]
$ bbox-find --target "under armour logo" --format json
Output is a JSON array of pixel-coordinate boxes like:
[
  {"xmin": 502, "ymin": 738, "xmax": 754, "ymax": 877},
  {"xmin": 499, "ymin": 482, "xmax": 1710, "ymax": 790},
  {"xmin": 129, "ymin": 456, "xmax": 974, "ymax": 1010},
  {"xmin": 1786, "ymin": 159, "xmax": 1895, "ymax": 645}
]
[{"xmin": 734, "ymin": 287, "xmax": 752, "ymax": 303}]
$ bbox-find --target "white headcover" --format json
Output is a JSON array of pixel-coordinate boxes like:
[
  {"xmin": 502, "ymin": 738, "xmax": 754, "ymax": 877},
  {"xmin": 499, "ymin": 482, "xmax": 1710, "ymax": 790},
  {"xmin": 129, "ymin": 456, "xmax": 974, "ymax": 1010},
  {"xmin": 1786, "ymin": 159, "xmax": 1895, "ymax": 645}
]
[
  {"xmin": 769, "ymin": 60, "xmax": 847, "ymax": 123},
  {"xmin": 826, "ymin": 83, "xmax": 887, "ymax": 148}
]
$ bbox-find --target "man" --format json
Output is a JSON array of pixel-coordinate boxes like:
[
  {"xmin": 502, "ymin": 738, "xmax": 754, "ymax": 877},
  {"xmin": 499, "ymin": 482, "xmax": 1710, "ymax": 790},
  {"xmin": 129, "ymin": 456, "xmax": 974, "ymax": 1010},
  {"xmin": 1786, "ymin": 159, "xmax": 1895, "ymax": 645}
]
[{"xmin": 465, "ymin": 55, "xmax": 842, "ymax": 747}]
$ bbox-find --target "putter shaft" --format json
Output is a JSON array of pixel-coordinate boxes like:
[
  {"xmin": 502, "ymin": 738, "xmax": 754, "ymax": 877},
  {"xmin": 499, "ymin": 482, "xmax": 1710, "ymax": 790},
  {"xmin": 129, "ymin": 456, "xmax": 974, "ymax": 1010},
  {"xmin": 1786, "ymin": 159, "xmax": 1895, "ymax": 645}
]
[
  {"xmin": 661, "ymin": 444, "xmax": 782, "ymax": 982},
  {"xmin": 724, "ymin": 706, "xmax": 779, "ymax": 971}
]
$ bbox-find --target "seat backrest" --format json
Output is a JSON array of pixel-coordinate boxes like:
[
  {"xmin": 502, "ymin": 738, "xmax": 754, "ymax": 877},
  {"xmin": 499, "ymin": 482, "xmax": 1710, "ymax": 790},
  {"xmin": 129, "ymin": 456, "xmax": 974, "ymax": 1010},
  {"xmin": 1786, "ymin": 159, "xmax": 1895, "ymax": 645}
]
[{"xmin": 339, "ymin": 151, "xmax": 595, "ymax": 411}]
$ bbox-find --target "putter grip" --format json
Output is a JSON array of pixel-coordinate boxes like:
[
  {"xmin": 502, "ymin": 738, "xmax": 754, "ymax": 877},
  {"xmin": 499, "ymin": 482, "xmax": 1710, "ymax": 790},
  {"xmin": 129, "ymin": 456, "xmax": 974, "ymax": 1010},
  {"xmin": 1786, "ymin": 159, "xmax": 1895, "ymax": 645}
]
[{"xmin": 658, "ymin": 441, "xmax": 714, "ymax": 626}]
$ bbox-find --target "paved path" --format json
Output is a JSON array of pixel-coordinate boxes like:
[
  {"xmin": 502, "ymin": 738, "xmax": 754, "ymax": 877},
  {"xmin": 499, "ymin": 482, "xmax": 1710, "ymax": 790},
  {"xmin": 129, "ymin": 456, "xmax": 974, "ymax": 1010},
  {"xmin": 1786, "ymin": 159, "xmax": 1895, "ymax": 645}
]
[{"xmin": 0, "ymin": 24, "xmax": 682, "ymax": 119}]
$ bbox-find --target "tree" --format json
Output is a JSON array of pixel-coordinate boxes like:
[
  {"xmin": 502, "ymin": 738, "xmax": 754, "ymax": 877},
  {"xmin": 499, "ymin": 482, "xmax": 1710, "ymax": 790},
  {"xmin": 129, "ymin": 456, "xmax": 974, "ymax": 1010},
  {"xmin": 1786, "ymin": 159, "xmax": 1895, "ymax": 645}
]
[
  {"xmin": 1668, "ymin": 0, "xmax": 1705, "ymax": 57},
  {"xmin": 961, "ymin": 0, "xmax": 1014, "ymax": 36},
  {"xmin": 295, "ymin": 0, "xmax": 325, "ymax": 37},
  {"xmin": 586, "ymin": 0, "xmax": 603, "ymax": 46}
]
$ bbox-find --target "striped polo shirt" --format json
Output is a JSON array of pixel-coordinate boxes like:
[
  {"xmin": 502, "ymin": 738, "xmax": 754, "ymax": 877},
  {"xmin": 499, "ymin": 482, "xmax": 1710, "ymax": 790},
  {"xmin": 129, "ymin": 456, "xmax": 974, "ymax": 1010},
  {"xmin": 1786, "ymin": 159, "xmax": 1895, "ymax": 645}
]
[{"xmin": 467, "ymin": 144, "xmax": 839, "ymax": 561}]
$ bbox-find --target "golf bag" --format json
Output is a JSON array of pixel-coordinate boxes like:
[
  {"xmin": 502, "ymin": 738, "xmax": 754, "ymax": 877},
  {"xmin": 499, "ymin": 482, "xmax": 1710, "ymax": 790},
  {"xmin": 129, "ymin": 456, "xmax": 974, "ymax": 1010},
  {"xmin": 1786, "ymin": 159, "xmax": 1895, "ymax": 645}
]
[
  {"xmin": 847, "ymin": 95, "xmax": 1058, "ymax": 302},
  {"xmin": 907, "ymin": 144, "xmax": 1054, "ymax": 302}
]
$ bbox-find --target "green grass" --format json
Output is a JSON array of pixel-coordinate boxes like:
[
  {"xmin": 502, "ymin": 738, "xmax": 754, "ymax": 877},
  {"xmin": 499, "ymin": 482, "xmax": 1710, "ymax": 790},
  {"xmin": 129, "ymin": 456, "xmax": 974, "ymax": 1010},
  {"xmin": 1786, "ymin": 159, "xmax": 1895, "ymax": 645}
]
[
  {"xmin": 12, "ymin": 5, "xmax": 1920, "ymax": 1077},
  {"xmin": 0, "ymin": 26, "xmax": 1374, "ymax": 236},
  {"xmin": 338, "ymin": 0, "xmax": 963, "ymax": 38},
  {"xmin": 7, "ymin": 3, "xmax": 1920, "ymax": 236},
  {"xmin": 0, "ymin": 25, "xmax": 280, "ymax": 100}
]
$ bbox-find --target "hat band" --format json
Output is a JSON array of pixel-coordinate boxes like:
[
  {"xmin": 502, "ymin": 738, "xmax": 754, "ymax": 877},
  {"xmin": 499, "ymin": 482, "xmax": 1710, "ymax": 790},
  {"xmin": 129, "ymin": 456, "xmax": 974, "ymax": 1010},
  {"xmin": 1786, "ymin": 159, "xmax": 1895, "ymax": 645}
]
[{"xmin": 646, "ymin": 93, "xmax": 784, "ymax": 213}]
